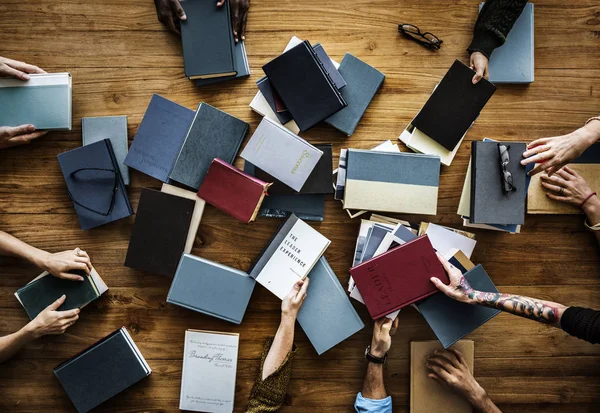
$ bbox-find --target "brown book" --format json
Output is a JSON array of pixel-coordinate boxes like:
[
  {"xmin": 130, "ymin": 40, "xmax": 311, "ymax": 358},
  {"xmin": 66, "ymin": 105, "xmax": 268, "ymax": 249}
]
[{"xmin": 410, "ymin": 340, "xmax": 474, "ymax": 413}]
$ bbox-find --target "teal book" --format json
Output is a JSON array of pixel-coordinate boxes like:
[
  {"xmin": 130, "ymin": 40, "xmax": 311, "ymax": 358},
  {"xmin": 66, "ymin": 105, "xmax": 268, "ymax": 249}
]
[
  {"xmin": 0, "ymin": 73, "xmax": 72, "ymax": 130},
  {"xmin": 195, "ymin": 41, "xmax": 250, "ymax": 86},
  {"xmin": 82, "ymin": 116, "xmax": 130, "ymax": 185}
]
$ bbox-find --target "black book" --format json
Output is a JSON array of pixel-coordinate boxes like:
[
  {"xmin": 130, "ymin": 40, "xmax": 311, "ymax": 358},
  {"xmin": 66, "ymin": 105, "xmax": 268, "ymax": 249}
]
[
  {"xmin": 125, "ymin": 188, "xmax": 195, "ymax": 277},
  {"xmin": 470, "ymin": 141, "xmax": 527, "ymax": 225},
  {"xmin": 262, "ymin": 40, "xmax": 346, "ymax": 131},
  {"xmin": 54, "ymin": 327, "xmax": 151, "ymax": 413},
  {"xmin": 412, "ymin": 60, "xmax": 497, "ymax": 151},
  {"xmin": 180, "ymin": 0, "xmax": 236, "ymax": 80}
]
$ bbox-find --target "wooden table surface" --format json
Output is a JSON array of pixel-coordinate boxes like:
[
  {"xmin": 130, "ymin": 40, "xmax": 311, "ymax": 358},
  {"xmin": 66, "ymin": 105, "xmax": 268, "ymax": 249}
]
[{"xmin": 0, "ymin": 0, "xmax": 599, "ymax": 412}]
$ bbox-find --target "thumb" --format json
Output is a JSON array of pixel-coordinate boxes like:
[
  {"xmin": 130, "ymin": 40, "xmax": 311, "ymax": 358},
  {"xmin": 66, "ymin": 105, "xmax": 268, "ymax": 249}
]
[
  {"xmin": 172, "ymin": 0, "xmax": 186, "ymax": 20},
  {"xmin": 472, "ymin": 69, "xmax": 483, "ymax": 84},
  {"xmin": 47, "ymin": 294, "xmax": 66, "ymax": 311},
  {"xmin": 430, "ymin": 277, "xmax": 452, "ymax": 295}
]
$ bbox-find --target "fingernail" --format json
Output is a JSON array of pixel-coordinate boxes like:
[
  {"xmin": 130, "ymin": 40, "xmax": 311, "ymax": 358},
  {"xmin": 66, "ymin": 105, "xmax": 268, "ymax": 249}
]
[
  {"xmin": 181, "ymin": 14, "xmax": 187, "ymax": 20},
  {"xmin": 22, "ymin": 73, "xmax": 30, "ymax": 80},
  {"xmin": 28, "ymin": 125, "xmax": 35, "ymax": 132},
  {"xmin": 242, "ymin": 36, "xmax": 245, "ymax": 40},
  {"xmin": 78, "ymin": 277, "xmax": 84, "ymax": 282}
]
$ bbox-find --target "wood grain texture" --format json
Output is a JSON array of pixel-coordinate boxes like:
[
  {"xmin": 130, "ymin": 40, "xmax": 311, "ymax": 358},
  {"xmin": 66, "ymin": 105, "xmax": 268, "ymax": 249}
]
[{"xmin": 0, "ymin": 0, "xmax": 599, "ymax": 412}]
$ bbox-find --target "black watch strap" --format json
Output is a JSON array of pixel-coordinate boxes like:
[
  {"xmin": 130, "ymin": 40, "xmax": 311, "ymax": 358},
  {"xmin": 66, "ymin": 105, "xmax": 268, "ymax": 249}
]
[{"xmin": 365, "ymin": 345, "xmax": 387, "ymax": 364}]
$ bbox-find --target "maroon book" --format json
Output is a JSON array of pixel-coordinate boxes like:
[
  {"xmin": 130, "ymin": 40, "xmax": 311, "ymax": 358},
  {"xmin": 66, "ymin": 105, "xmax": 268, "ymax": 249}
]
[{"xmin": 350, "ymin": 235, "xmax": 449, "ymax": 319}]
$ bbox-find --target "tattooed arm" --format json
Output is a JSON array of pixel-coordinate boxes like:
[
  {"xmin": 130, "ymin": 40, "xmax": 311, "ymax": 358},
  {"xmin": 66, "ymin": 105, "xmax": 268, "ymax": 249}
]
[{"xmin": 431, "ymin": 254, "xmax": 567, "ymax": 328}]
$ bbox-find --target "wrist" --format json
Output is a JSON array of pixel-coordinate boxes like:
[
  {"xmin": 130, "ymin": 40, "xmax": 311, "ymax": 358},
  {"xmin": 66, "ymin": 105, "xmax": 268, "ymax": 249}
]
[
  {"xmin": 369, "ymin": 341, "xmax": 388, "ymax": 358},
  {"xmin": 29, "ymin": 249, "xmax": 50, "ymax": 271},
  {"xmin": 22, "ymin": 322, "xmax": 41, "ymax": 340},
  {"xmin": 578, "ymin": 123, "xmax": 600, "ymax": 147},
  {"xmin": 280, "ymin": 312, "xmax": 297, "ymax": 326},
  {"xmin": 467, "ymin": 384, "xmax": 490, "ymax": 410},
  {"xmin": 582, "ymin": 195, "xmax": 600, "ymax": 223}
]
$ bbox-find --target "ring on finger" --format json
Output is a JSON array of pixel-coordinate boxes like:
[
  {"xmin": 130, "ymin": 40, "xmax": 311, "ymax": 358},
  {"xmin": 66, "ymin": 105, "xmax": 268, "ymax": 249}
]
[
  {"xmin": 75, "ymin": 247, "xmax": 82, "ymax": 256},
  {"xmin": 559, "ymin": 187, "xmax": 564, "ymax": 196}
]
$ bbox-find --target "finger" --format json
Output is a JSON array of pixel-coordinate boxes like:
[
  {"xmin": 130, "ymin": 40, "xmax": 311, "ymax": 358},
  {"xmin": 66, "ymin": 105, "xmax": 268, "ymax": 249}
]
[
  {"xmin": 528, "ymin": 161, "xmax": 553, "ymax": 177},
  {"xmin": 297, "ymin": 278, "xmax": 309, "ymax": 299},
  {"xmin": 540, "ymin": 173, "xmax": 567, "ymax": 187},
  {"xmin": 430, "ymin": 277, "xmax": 453, "ymax": 295},
  {"xmin": 58, "ymin": 308, "xmax": 80, "ymax": 319},
  {"xmin": 8, "ymin": 131, "xmax": 47, "ymax": 145},
  {"xmin": 67, "ymin": 262, "xmax": 91, "ymax": 275},
  {"xmin": 391, "ymin": 317, "xmax": 400, "ymax": 333},
  {"xmin": 232, "ymin": 8, "xmax": 240, "ymax": 42},
  {"xmin": 59, "ymin": 272, "xmax": 85, "ymax": 282},
  {"xmin": 526, "ymin": 138, "xmax": 550, "ymax": 150},
  {"xmin": 428, "ymin": 373, "xmax": 444, "ymax": 386},
  {"xmin": 433, "ymin": 350, "xmax": 460, "ymax": 369},
  {"xmin": 426, "ymin": 363, "xmax": 453, "ymax": 382},
  {"xmin": 216, "ymin": 0, "xmax": 225, "ymax": 6},
  {"xmin": 448, "ymin": 348, "xmax": 467, "ymax": 366},
  {"xmin": 4, "ymin": 124, "xmax": 35, "ymax": 138},
  {"xmin": 1, "ymin": 65, "xmax": 32, "ymax": 81},
  {"xmin": 546, "ymin": 192, "xmax": 569, "ymax": 202},
  {"xmin": 47, "ymin": 294, "xmax": 66, "ymax": 311},
  {"xmin": 171, "ymin": 0, "xmax": 186, "ymax": 20},
  {"xmin": 8, "ymin": 59, "xmax": 46, "ymax": 75},
  {"xmin": 75, "ymin": 256, "xmax": 93, "ymax": 271},
  {"xmin": 380, "ymin": 317, "xmax": 393, "ymax": 333},
  {"xmin": 62, "ymin": 314, "xmax": 79, "ymax": 325},
  {"xmin": 522, "ymin": 151, "xmax": 552, "ymax": 166},
  {"xmin": 562, "ymin": 166, "xmax": 578, "ymax": 177},
  {"xmin": 522, "ymin": 144, "xmax": 550, "ymax": 159},
  {"xmin": 472, "ymin": 72, "xmax": 482, "ymax": 85},
  {"xmin": 240, "ymin": 9, "xmax": 248, "ymax": 40},
  {"xmin": 554, "ymin": 168, "xmax": 571, "ymax": 181},
  {"xmin": 435, "ymin": 253, "xmax": 453, "ymax": 274},
  {"xmin": 166, "ymin": 15, "xmax": 180, "ymax": 35}
]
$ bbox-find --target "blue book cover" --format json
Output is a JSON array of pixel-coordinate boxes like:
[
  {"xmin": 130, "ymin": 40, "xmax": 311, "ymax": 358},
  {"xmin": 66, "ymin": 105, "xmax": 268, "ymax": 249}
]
[
  {"xmin": 195, "ymin": 41, "xmax": 251, "ymax": 87},
  {"xmin": 360, "ymin": 224, "xmax": 392, "ymax": 262},
  {"xmin": 298, "ymin": 256, "xmax": 364, "ymax": 355},
  {"xmin": 482, "ymin": 2, "xmax": 534, "ymax": 83},
  {"xmin": 417, "ymin": 264, "xmax": 501, "ymax": 348},
  {"xmin": 124, "ymin": 95, "xmax": 195, "ymax": 183},
  {"xmin": 167, "ymin": 254, "xmax": 255, "ymax": 324}
]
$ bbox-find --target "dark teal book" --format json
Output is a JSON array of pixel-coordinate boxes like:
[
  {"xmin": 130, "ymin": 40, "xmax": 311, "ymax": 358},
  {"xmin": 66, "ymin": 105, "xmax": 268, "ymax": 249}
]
[{"xmin": 195, "ymin": 41, "xmax": 250, "ymax": 86}]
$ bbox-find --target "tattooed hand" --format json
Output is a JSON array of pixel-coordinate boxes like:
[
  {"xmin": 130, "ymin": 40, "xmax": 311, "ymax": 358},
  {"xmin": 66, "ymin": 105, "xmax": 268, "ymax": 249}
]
[{"xmin": 431, "ymin": 253, "xmax": 474, "ymax": 304}]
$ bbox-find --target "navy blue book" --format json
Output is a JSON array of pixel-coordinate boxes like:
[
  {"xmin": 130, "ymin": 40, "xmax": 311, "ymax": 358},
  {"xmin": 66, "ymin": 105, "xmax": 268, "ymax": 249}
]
[
  {"xmin": 417, "ymin": 264, "xmax": 501, "ymax": 348},
  {"xmin": 195, "ymin": 41, "xmax": 250, "ymax": 86},
  {"xmin": 124, "ymin": 95, "xmax": 194, "ymax": 182},
  {"xmin": 297, "ymin": 256, "xmax": 364, "ymax": 355},
  {"xmin": 313, "ymin": 43, "xmax": 346, "ymax": 89},
  {"xmin": 58, "ymin": 139, "xmax": 132, "ymax": 230}
]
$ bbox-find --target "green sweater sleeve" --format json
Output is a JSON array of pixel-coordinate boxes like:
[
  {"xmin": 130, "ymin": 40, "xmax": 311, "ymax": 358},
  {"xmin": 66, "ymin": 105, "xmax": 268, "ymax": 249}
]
[
  {"xmin": 244, "ymin": 337, "xmax": 297, "ymax": 413},
  {"xmin": 468, "ymin": 0, "xmax": 528, "ymax": 58}
]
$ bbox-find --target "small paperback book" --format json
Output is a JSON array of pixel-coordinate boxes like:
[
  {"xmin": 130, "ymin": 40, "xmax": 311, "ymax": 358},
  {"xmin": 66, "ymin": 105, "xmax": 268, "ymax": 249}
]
[
  {"xmin": 249, "ymin": 213, "xmax": 330, "ymax": 300},
  {"xmin": 180, "ymin": 329, "xmax": 239, "ymax": 413}
]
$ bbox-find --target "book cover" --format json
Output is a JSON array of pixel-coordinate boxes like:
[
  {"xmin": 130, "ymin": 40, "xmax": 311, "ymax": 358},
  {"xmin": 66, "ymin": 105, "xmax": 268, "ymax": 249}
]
[
  {"xmin": 297, "ymin": 256, "xmax": 364, "ymax": 355},
  {"xmin": 54, "ymin": 327, "xmax": 151, "ymax": 413},
  {"xmin": 169, "ymin": 103, "xmax": 249, "ymax": 190},
  {"xmin": 360, "ymin": 223, "xmax": 393, "ymax": 263},
  {"xmin": 0, "ymin": 72, "xmax": 72, "ymax": 130},
  {"xmin": 404, "ymin": 125, "xmax": 465, "ymax": 167},
  {"xmin": 350, "ymin": 235, "xmax": 448, "ymax": 319},
  {"xmin": 180, "ymin": 330, "xmax": 238, "ymax": 412},
  {"xmin": 195, "ymin": 40, "xmax": 250, "ymax": 86},
  {"xmin": 160, "ymin": 183, "xmax": 206, "ymax": 253},
  {"xmin": 412, "ymin": 60, "xmax": 496, "ymax": 151},
  {"xmin": 180, "ymin": 0, "xmax": 235, "ymax": 80},
  {"xmin": 197, "ymin": 158, "xmax": 271, "ymax": 223},
  {"xmin": 256, "ymin": 76, "xmax": 294, "ymax": 124},
  {"xmin": 167, "ymin": 254, "xmax": 255, "ymax": 324},
  {"xmin": 343, "ymin": 149, "xmax": 440, "ymax": 215},
  {"xmin": 424, "ymin": 222, "xmax": 477, "ymax": 258},
  {"xmin": 262, "ymin": 40, "xmax": 346, "ymax": 131},
  {"xmin": 82, "ymin": 115, "xmax": 130, "ymax": 185},
  {"xmin": 313, "ymin": 43, "xmax": 346, "ymax": 89},
  {"xmin": 249, "ymin": 214, "xmax": 330, "ymax": 300},
  {"xmin": 125, "ymin": 188, "xmax": 194, "ymax": 277},
  {"xmin": 124, "ymin": 94, "xmax": 195, "ymax": 182},
  {"xmin": 57, "ymin": 139, "xmax": 133, "ymax": 230},
  {"xmin": 325, "ymin": 53, "xmax": 385, "ymax": 136},
  {"xmin": 240, "ymin": 117, "xmax": 323, "ymax": 192}
]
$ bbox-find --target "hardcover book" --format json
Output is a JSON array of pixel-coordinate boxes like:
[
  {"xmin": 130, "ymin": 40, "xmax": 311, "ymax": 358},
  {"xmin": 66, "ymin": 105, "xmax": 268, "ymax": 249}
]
[
  {"xmin": 15, "ymin": 269, "xmax": 108, "ymax": 320},
  {"xmin": 262, "ymin": 40, "xmax": 346, "ymax": 131},
  {"xmin": 195, "ymin": 41, "xmax": 250, "ymax": 86},
  {"xmin": 401, "ymin": 123, "xmax": 465, "ymax": 167},
  {"xmin": 180, "ymin": 330, "xmax": 239, "ymax": 412},
  {"xmin": 256, "ymin": 76, "xmax": 294, "ymax": 125},
  {"xmin": 82, "ymin": 115, "xmax": 130, "ymax": 185},
  {"xmin": 54, "ymin": 327, "xmax": 151, "ymax": 413},
  {"xmin": 343, "ymin": 149, "xmax": 440, "ymax": 215},
  {"xmin": 169, "ymin": 102, "xmax": 249, "ymax": 190},
  {"xmin": 57, "ymin": 139, "xmax": 133, "ymax": 230},
  {"xmin": 350, "ymin": 235, "xmax": 448, "ymax": 319},
  {"xmin": 240, "ymin": 117, "xmax": 323, "ymax": 192},
  {"xmin": 249, "ymin": 214, "xmax": 330, "ymax": 300},
  {"xmin": 124, "ymin": 94, "xmax": 195, "ymax": 182},
  {"xmin": 412, "ymin": 60, "xmax": 496, "ymax": 151},
  {"xmin": 313, "ymin": 43, "xmax": 346, "ymax": 89},
  {"xmin": 160, "ymin": 183, "xmax": 206, "ymax": 253},
  {"xmin": 180, "ymin": 0, "xmax": 236, "ymax": 80},
  {"xmin": 0, "ymin": 72, "xmax": 72, "ymax": 130},
  {"xmin": 167, "ymin": 254, "xmax": 255, "ymax": 324},
  {"xmin": 125, "ymin": 188, "xmax": 194, "ymax": 277},
  {"xmin": 197, "ymin": 158, "xmax": 271, "ymax": 223}
]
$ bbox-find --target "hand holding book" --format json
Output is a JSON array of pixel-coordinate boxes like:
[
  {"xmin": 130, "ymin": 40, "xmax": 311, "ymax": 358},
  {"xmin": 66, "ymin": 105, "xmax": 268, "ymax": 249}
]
[{"xmin": 25, "ymin": 295, "xmax": 80, "ymax": 339}]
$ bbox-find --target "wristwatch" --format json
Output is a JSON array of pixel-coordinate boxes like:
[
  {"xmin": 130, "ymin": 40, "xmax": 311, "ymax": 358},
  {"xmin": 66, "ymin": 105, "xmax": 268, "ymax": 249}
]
[{"xmin": 365, "ymin": 345, "xmax": 387, "ymax": 364}]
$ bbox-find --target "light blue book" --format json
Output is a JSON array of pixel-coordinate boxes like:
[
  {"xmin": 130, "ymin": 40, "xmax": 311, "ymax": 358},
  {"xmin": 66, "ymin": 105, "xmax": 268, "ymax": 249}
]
[
  {"xmin": 0, "ymin": 73, "xmax": 72, "ymax": 130},
  {"xmin": 360, "ymin": 224, "xmax": 392, "ymax": 263},
  {"xmin": 297, "ymin": 256, "xmax": 364, "ymax": 355},
  {"xmin": 167, "ymin": 254, "xmax": 255, "ymax": 324},
  {"xmin": 82, "ymin": 116, "xmax": 130, "ymax": 185},
  {"xmin": 481, "ymin": 2, "xmax": 534, "ymax": 83}
]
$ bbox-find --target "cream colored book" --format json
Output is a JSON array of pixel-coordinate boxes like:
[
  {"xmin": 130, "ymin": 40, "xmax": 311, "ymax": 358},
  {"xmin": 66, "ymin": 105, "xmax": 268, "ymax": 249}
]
[
  {"xmin": 161, "ymin": 183, "xmax": 206, "ymax": 253},
  {"xmin": 405, "ymin": 126, "xmax": 464, "ymax": 167}
]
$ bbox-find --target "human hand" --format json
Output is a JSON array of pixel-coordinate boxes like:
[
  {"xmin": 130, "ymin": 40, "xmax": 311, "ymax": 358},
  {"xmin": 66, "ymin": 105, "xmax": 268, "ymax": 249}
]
[
  {"xmin": 25, "ymin": 295, "xmax": 80, "ymax": 339},
  {"xmin": 154, "ymin": 0, "xmax": 187, "ymax": 35},
  {"xmin": 39, "ymin": 248, "xmax": 92, "ymax": 281},
  {"xmin": 469, "ymin": 52, "xmax": 489, "ymax": 84},
  {"xmin": 0, "ymin": 125, "xmax": 48, "ymax": 150},
  {"xmin": 281, "ymin": 279, "xmax": 309, "ymax": 322},
  {"xmin": 218, "ymin": 0, "xmax": 250, "ymax": 42},
  {"xmin": 370, "ymin": 317, "xmax": 399, "ymax": 358},
  {"xmin": 521, "ymin": 131, "xmax": 591, "ymax": 176},
  {"xmin": 0, "ymin": 56, "xmax": 46, "ymax": 81},
  {"xmin": 540, "ymin": 166, "xmax": 595, "ymax": 207},
  {"xmin": 430, "ymin": 253, "xmax": 474, "ymax": 304}
]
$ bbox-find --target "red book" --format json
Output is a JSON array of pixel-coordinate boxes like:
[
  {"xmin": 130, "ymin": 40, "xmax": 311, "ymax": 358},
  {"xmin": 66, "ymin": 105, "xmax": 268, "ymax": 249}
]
[
  {"xmin": 350, "ymin": 235, "xmax": 449, "ymax": 319},
  {"xmin": 197, "ymin": 159, "xmax": 272, "ymax": 223}
]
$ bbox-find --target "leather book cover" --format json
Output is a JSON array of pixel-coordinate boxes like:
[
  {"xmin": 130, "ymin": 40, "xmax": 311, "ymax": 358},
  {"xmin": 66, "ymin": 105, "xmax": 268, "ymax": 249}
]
[
  {"xmin": 197, "ymin": 158, "xmax": 271, "ymax": 223},
  {"xmin": 262, "ymin": 40, "xmax": 346, "ymax": 131},
  {"xmin": 350, "ymin": 235, "xmax": 448, "ymax": 319},
  {"xmin": 169, "ymin": 102, "xmax": 249, "ymax": 190},
  {"xmin": 125, "ymin": 188, "xmax": 194, "ymax": 277},
  {"xmin": 412, "ymin": 60, "xmax": 496, "ymax": 151},
  {"xmin": 180, "ymin": 0, "xmax": 235, "ymax": 79},
  {"xmin": 124, "ymin": 94, "xmax": 195, "ymax": 182}
]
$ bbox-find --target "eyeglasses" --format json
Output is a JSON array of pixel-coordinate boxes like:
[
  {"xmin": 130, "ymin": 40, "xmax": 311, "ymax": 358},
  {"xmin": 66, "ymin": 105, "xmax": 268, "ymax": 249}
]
[
  {"xmin": 68, "ymin": 167, "xmax": 118, "ymax": 216},
  {"xmin": 497, "ymin": 144, "xmax": 516, "ymax": 193},
  {"xmin": 398, "ymin": 24, "xmax": 443, "ymax": 50}
]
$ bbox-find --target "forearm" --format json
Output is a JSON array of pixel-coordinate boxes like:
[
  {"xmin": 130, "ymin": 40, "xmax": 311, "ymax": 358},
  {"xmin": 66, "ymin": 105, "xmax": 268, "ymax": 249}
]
[
  {"xmin": 471, "ymin": 391, "xmax": 503, "ymax": 413},
  {"xmin": 0, "ymin": 231, "xmax": 47, "ymax": 268},
  {"xmin": 261, "ymin": 315, "xmax": 295, "ymax": 380},
  {"xmin": 361, "ymin": 363, "xmax": 387, "ymax": 400},
  {"xmin": 582, "ymin": 195, "xmax": 600, "ymax": 246},
  {"xmin": 0, "ymin": 325, "xmax": 36, "ymax": 363}
]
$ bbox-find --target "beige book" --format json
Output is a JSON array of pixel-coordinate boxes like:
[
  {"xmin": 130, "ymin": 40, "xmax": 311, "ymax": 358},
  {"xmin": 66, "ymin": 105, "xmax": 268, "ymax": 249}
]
[
  {"xmin": 161, "ymin": 183, "xmax": 206, "ymax": 253},
  {"xmin": 411, "ymin": 340, "xmax": 474, "ymax": 413},
  {"xmin": 419, "ymin": 222, "xmax": 476, "ymax": 240}
]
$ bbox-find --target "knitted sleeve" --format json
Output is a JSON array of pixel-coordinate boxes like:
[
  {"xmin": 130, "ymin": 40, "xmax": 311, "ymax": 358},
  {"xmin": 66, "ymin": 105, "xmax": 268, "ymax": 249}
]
[
  {"xmin": 560, "ymin": 307, "xmax": 600, "ymax": 345},
  {"xmin": 244, "ymin": 337, "xmax": 297, "ymax": 413},
  {"xmin": 467, "ymin": 0, "xmax": 528, "ymax": 58}
]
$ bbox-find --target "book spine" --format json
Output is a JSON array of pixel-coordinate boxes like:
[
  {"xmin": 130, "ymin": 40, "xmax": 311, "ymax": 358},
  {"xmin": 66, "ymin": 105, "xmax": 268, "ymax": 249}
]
[
  {"xmin": 104, "ymin": 139, "xmax": 133, "ymax": 214},
  {"xmin": 470, "ymin": 143, "xmax": 478, "ymax": 222},
  {"xmin": 306, "ymin": 41, "xmax": 346, "ymax": 106}
]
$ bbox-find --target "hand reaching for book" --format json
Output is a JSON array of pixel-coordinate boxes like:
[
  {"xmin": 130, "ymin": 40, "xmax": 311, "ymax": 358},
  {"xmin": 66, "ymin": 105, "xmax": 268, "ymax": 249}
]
[
  {"xmin": 469, "ymin": 52, "xmax": 489, "ymax": 84},
  {"xmin": 370, "ymin": 317, "xmax": 399, "ymax": 358},
  {"xmin": 154, "ymin": 0, "xmax": 187, "ymax": 35},
  {"xmin": 217, "ymin": 0, "xmax": 250, "ymax": 43},
  {"xmin": 39, "ymin": 248, "xmax": 93, "ymax": 282},
  {"xmin": 539, "ymin": 166, "xmax": 596, "ymax": 207},
  {"xmin": 430, "ymin": 253, "xmax": 474, "ymax": 304},
  {"xmin": 0, "ymin": 125, "xmax": 47, "ymax": 150},
  {"xmin": 0, "ymin": 56, "xmax": 46, "ymax": 81},
  {"xmin": 281, "ymin": 279, "xmax": 309, "ymax": 321},
  {"xmin": 25, "ymin": 295, "xmax": 80, "ymax": 338}
]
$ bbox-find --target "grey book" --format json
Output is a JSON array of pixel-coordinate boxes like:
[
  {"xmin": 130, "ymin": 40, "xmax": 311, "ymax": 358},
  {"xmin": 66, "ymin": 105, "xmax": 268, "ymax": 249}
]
[
  {"xmin": 240, "ymin": 117, "xmax": 323, "ymax": 192},
  {"xmin": 297, "ymin": 256, "xmax": 364, "ymax": 355},
  {"xmin": 167, "ymin": 254, "xmax": 255, "ymax": 324},
  {"xmin": 325, "ymin": 54, "xmax": 385, "ymax": 136},
  {"xmin": 82, "ymin": 116, "xmax": 130, "ymax": 185},
  {"xmin": 169, "ymin": 102, "xmax": 249, "ymax": 190},
  {"xmin": 195, "ymin": 41, "xmax": 250, "ymax": 86},
  {"xmin": 359, "ymin": 223, "xmax": 393, "ymax": 263},
  {"xmin": 0, "ymin": 73, "xmax": 72, "ymax": 130}
]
